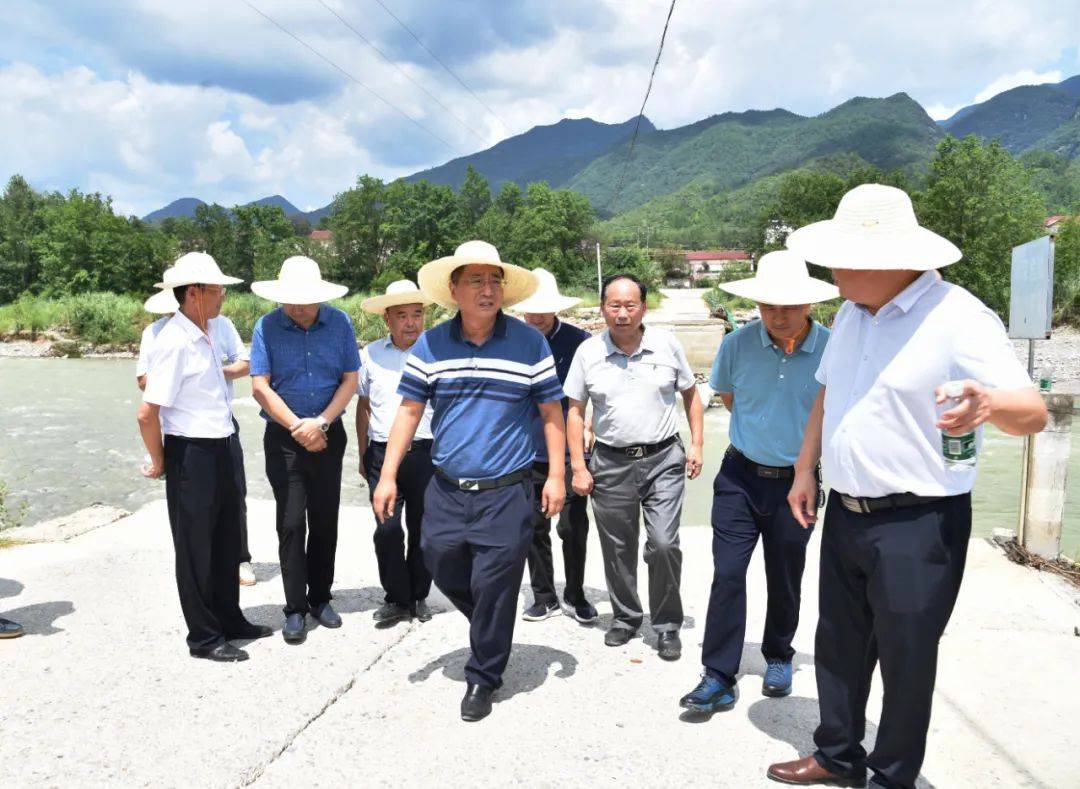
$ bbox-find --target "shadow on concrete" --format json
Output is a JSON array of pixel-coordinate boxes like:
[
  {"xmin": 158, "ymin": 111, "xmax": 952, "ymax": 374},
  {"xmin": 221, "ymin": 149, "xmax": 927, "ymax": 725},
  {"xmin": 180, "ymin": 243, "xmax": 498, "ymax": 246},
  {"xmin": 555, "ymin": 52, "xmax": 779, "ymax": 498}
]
[
  {"xmin": 249, "ymin": 562, "xmax": 281, "ymax": 583},
  {"xmin": 1, "ymin": 600, "xmax": 75, "ymax": 635},
  {"xmin": 408, "ymin": 644, "xmax": 578, "ymax": 702},
  {"xmin": 746, "ymin": 695, "xmax": 936, "ymax": 789},
  {"xmin": 0, "ymin": 577, "xmax": 25, "ymax": 600},
  {"xmin": 240, "ymin": 586, "xmax": 385, "ymax": 633}
]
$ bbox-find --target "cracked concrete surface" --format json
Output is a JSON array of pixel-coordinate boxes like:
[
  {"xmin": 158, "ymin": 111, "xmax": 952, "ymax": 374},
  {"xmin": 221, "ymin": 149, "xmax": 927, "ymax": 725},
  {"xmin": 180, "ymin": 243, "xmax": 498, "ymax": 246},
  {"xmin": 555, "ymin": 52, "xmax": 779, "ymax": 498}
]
[{"xmin": 1, "ymin": 499, "xmax": 1077, "ymax": 788}]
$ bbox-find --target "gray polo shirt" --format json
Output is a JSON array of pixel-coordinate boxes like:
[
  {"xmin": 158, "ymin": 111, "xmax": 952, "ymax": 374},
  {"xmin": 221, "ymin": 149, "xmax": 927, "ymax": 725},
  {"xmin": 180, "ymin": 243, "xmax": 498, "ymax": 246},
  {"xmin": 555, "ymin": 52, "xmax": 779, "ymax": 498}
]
[{"xmin": 564, "ymin": 325, "xmax": 695, "ymax": 447}]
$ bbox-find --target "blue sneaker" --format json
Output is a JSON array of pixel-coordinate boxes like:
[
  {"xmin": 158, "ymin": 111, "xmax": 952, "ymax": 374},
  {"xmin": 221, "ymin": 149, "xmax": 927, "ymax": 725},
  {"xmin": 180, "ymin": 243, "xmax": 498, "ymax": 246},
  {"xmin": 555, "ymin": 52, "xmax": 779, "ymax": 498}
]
[
  {"xmin": 762, "ymin": 659, "xmax": 793, "ymax": 697},
  {"xmin": 679, "ymin": 674, "xmax": 736, "ymax": 713}
]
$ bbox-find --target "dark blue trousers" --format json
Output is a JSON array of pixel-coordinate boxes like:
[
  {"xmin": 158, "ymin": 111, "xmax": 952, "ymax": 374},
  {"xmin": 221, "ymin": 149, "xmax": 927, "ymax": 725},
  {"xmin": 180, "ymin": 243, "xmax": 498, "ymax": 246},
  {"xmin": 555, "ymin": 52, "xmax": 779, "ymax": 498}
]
[
  {"xmin": 422, "ymin": 474, "xmax": 535, "ymax": 689},
  {"xmin": 813, "ymin": 491, "xmax": 971, "ymax": 789},
  {"xmin": 701, "ymin": 449, "xmax": 813, "ymax": 685}
]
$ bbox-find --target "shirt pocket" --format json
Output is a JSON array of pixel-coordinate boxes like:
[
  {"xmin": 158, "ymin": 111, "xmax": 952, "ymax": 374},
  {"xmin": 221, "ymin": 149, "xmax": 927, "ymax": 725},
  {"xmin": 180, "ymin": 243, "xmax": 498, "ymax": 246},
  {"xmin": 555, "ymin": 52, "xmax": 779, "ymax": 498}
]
[{"xmin": 636, "ymin": 360, "xmax": 678, "ymax": 396}]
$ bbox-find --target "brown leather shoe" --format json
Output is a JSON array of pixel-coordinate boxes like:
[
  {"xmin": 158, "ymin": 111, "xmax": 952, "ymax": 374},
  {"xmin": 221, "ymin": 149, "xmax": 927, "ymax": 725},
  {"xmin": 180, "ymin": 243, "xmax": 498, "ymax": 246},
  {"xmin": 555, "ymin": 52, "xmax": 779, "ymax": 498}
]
[{"xmin": 767, "ymin": 755, "xmax": 865, "ymax": 787}]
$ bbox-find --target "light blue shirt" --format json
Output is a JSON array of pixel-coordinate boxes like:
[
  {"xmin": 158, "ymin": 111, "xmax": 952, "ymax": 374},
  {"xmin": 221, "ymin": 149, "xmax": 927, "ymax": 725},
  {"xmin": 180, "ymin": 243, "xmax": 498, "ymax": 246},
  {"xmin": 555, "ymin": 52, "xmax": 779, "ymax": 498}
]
[{"xmin": 709, "ymin": 319, "xmax": 829, "ymax": 467}]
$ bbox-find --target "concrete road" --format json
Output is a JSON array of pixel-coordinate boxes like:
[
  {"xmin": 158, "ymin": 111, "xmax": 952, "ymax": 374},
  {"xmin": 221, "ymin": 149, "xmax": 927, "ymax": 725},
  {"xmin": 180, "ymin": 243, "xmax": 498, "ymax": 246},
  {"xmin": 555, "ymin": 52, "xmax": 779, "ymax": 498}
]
[{"xmin": 1, "ymin": 499, "xmax": 1077, "ymax": 787}]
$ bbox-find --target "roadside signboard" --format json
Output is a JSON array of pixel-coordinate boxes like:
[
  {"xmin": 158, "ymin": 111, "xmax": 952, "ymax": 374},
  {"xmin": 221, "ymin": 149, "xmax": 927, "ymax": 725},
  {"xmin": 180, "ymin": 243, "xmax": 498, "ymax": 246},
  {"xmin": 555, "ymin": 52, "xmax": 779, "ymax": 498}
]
[{"xmin": 1008, "ymin": 236, "xmax": 1055, "ymax": 340}]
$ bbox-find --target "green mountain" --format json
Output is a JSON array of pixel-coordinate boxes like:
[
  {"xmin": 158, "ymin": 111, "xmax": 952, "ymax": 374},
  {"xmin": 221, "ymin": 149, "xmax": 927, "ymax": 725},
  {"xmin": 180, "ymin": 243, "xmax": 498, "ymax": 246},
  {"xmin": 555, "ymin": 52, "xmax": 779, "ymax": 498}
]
[{"xmin": 942, "ymin": 75, "xmax": 1080, "ymax": 154}]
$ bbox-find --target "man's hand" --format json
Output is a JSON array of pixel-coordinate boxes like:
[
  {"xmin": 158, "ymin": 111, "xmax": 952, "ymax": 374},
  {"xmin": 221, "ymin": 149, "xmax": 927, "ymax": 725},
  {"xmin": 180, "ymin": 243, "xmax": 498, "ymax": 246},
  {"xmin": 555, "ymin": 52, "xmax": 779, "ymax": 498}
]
[
  {"xmin": 291, "ymin": 417, "xmax": 325, "ymax": 445},
  {"xmin": 571, "ymin": 466, "xmax": 594, "ymax": 496},
  {"xmin": 541, "ymin": 475, "xmax": 566, "ymax": 518},
  {"xmin": 372, "ymin": 477, "xmax": 397, "ymax": 523},
  {"xmin": 358, "ymin": 455, "xmax": 366, "ymax": 478},
  {"xmin": 140, "ymin": 456, "xmax": 165, "ymax": 479},
  {"xmin": 787, "ymin": 469, "xmax": 819, "ymax": 529},
  {"xmin": 685, "ymin": 443, "xmax": 703, "ymax": 479},
  {"xmin": 583, "ymin": 424, "xmax": 596, "ymax": 454},
  {"xmin": 935, "ymin": 379, "xmax": 993, "ymax": 436},
  {"xmin": 296, "ymin": 430, "xmax": 327, "ymax": 452}
]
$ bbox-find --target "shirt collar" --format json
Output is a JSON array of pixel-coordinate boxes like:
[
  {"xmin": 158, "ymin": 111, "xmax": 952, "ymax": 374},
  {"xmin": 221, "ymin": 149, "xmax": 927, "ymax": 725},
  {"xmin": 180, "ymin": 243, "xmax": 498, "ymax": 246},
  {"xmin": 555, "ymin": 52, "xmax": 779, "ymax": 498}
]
[
  {"xmin": 280, "ymin": 304, "xmax": 326, "ymax": 331},
  {"xmin": 756, "ymin": 318, "xmax": 821, "ymax": 354},
  {"xmin": 449, "ymin": 310, "xmax": 507, "ymax": 344},
  {"xmin": 875, "ymin": 270, "xmax": 940, "ymax": 317},
  {"xmin": 603, "ymin": 324, "xmax": 651, "ymax": 358},
  {"xmin": 173, "ymin": 310, "xmax": 210, "ymax": 343},
  {"xmin": 547, "ymin": 317, "xmax": 562, "ymax": 340}
]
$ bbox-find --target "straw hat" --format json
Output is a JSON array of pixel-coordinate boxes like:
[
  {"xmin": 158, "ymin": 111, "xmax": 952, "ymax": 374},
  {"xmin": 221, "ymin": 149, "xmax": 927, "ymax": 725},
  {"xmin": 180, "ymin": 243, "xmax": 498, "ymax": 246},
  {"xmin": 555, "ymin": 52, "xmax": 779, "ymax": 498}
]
[
  {"xmin": 360, "ymin": 280, "xmax": 432, "ymax": 315},
  {"xmin": 785, "ymin": 184, "xmax": 962, "ymax": 270},
  {"xmin": 144, "ymin": 289, "xmax": 180, "ymax": 314},
  {"xmin": 251, "ymin": 256, "xmax": 348, "ymax": 304},
  {"xmin": 509, "ymin": 268, "xmax": 582, "ymax": 314},
  {"xmin": 154, "ymin": 252, "xmax": 242, "ymax": 289},
  {"xmin": 718, "ymin": 251, "xmax": 839, "ymax": 306},
  {"xmin": 417, "ymin": 240, "xmax": 538, "ymax": 308}
]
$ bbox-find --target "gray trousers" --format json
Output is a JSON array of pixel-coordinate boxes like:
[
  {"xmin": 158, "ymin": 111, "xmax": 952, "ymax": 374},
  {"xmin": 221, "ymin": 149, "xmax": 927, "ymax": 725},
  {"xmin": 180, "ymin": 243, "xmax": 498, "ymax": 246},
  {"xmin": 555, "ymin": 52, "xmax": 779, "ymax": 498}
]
[{"xmin": 589, "ymin": 439, "xmax": 685, "ymax": 633}]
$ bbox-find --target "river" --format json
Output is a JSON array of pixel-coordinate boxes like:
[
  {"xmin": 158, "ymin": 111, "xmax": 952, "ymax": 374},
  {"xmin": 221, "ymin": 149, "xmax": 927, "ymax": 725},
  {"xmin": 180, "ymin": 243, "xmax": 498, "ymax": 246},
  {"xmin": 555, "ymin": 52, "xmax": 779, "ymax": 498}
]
[{"xmin": 1, "ymin": 357, "xmax": 1077, "ymax": 557}]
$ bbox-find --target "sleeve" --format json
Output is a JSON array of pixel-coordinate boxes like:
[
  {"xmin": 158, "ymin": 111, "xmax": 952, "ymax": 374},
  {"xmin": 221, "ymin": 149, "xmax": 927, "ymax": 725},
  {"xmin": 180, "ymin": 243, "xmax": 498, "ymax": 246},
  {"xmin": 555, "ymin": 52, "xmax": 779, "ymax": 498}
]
[
  {"xmin": 142, "ymin": 342, "xmax": 184, "ymax": 408},
  {"xmin": 709, "ymin": 332, "xmax": 735, "ymax": 393},
  {"xmin": 340, "ymin": 314, "xmax": 361, "ymax": 373},
  {"xmin": 135, "ymin": 325, "xmax": 153, "ymax": 377},
  {"xmin": 222, "ymin": 317, "xmax": 247, "ymax": 363},
  {"xmin": 249, "ymin": 318, "xmax": 270, "ymax": 377},
  {"xmin": 671, "ymin": 333, "xmax": 695, "ymax": 391},
  {"xmin": 815, "ymin": 302, "xmax": 849, "ymax": 386},
  {"xmin": 397, "ymin": 334, "xmax": 433, "ymax": 404},
  {"xmin": 356, "ymin": 347, "xmax": 371, "ymax": 397},
  {"xmin": 562, "ymin": 343, "xmax": 589, "ymax": 402},
  {"xmin": 953, "ymin": 307, "xmax": 1034, "ymax": 390}
]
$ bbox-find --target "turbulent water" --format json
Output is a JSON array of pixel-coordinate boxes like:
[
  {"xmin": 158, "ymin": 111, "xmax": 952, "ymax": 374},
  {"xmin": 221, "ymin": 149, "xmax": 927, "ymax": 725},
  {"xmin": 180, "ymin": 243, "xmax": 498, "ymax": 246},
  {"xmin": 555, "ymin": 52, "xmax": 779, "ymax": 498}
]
[{"xmin": 1, "ymin": 357, "xmax": 1077, "ymax": 557}]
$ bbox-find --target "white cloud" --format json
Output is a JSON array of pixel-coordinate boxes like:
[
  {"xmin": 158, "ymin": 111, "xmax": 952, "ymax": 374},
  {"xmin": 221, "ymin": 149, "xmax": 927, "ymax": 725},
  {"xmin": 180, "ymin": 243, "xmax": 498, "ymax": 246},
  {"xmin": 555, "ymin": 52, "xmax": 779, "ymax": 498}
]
[{"xmin": 972, "ymin": 69, "xmax": 1063, "ymax": 103}]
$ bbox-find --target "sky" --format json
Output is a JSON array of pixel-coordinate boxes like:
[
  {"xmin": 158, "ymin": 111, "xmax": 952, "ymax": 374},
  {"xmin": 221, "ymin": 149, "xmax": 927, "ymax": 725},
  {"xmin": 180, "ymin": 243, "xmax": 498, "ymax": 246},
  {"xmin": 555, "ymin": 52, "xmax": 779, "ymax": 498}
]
[{"xmin": 2, "ymin": 0, "xmax": 1078, "ymax": 217}]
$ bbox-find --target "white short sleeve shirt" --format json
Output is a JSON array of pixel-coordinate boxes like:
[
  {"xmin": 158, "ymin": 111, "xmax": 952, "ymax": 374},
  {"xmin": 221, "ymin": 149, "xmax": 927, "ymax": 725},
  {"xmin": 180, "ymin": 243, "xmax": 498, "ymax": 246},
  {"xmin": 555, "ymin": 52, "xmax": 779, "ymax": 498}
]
[
  {"xmin": 358, "ymin": 336, "xmax": 434, "ymax": 442},
  {"xmin": 816, "ymin": 271, "xmax": 1033, "ymax": 497},
  {"xmin": 138, "ymin": 315, "xmax": 246, "ymax": 402}
]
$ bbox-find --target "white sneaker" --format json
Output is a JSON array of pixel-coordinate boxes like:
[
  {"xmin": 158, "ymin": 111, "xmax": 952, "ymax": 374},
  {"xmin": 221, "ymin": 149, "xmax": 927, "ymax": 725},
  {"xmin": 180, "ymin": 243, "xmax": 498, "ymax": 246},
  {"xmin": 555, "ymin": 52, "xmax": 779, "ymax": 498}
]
[{"xmin": 238, "ymin": 562, "xmax": 257, "ymax": 586}]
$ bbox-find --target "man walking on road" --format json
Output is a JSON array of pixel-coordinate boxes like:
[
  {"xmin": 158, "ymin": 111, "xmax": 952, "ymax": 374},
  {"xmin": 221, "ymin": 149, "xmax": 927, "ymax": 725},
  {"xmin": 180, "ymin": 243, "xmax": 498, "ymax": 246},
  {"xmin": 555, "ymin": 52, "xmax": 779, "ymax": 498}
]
[
  {"xmin": 564, "ymin": 273, "xmax": 704, "ymax": 661},
  {"xmin": 511, "ymin": 268, "xmax": 599, "ymax": 625},
  {"xmin": 679, "ymin": 250, "xmax": 837, "ymax": 714},
  {"xmin": 250, "ymin": 257, "xmax": 360, "ymax": 645},
  {"xmin": 767, "ymin": 185, "xmax": 1047, "ymax": 788},
  {"xmin": 356, "ymin": 280, "xmax": 436, "ymax": 628},
  {"xmin": 373, "ymin": 240, "xmax": 566, "ymax": 722}
]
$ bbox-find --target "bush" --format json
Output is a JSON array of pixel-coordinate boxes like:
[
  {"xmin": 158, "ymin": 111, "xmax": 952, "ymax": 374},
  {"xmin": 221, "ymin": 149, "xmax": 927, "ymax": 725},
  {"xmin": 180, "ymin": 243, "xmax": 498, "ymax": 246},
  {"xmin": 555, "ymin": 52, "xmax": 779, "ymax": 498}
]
[
  {"xmin": 220, "ymin": 292, "xmax": 270, "ymax": 342},
  {"xmin": 58, "ymin": 293, "xmax": 146, "ymax": 345},
  {"xmin": 0, "ymin": 296, "xmax": 63, "ymax": 339}
]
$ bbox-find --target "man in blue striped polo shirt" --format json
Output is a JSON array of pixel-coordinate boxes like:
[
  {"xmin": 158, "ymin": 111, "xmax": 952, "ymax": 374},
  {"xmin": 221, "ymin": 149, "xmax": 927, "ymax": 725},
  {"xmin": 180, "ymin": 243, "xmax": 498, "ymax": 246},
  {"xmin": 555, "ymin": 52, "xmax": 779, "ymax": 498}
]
[{"xmin": 373, "ymin": 241, "xmax": 567, "ymax": 722}]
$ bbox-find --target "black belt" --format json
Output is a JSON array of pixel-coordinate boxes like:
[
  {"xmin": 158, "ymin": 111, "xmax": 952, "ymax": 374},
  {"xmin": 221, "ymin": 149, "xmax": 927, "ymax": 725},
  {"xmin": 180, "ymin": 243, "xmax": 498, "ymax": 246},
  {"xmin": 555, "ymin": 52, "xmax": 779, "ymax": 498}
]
[
  {"xmin": 165, "ymin": 434, "xmax": 233, "ymax": 447},
  {"xmin": 435, "ymin": 466, "xmax": 530, "ymax": 491},
  {"xmin": 595, "ymin": 434, "xmax": 677, "ymax": 459},
  {"xmin": 836, "ymin": 492, "xmax": 946, "ymax": 515},
  {"xmin": 727, "ymin": 447, "xmax": 794, "ymax": 479},
  {"xmin": 371, "ymin": 439, "xmax": 432, "ymax": 453}
]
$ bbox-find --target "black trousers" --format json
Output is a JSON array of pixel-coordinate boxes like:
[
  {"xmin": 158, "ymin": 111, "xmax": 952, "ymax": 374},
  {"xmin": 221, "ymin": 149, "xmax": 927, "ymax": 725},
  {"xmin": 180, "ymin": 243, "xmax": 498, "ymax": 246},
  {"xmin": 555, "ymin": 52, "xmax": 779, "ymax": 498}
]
[
  {"xmin": 264, "ymin": 420, "xmax": 347, "ymax": 616},
  {"xmin": 363, "ymin": 441, "xmax": 434, "ymax": 605},
  {"xmin": 701, "ymin": 450, "xmax": 813, "ymax": 685},
  {"xmin": 230, "ymin": 417, "xmax": 251, "ymax": 564},
  {"xmin": 813, "ymin": 491, "xmax": 971, "ymax": 789},
  {"xmin": 526, "ymin": 462, "xmax": 589, "ymax": 607},
  {"xmin": 163, "ymin": 434, "xmax": 246, "ymax": 649}
]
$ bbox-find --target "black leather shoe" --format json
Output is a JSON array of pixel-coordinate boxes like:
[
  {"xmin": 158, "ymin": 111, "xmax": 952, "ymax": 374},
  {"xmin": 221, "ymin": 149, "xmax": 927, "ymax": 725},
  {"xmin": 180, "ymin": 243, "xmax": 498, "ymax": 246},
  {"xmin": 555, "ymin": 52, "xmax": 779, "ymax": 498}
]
[
  {"xmin": 373, "ymin": 602, "xmax": 411, "ymax": 627},
  {"xmin": 225, "ymin": 622, "xmax": 273, "ymax": 640},
  {"xmin": 313, "ymin": 602, "xmax": 342, "ymax": 629},
  {"xmin": 604, "ymin": 627, "xmax": 636, "ymax": 647},
  {"xmin": 411, "ymin": 599, "xmax": 433, "ymax": 622},
  {"xmin": 190, "ymin": 642, "xmax": 249, "ymax": 662},
  {"xmin": 657, "ymin": 631, "xmax": 682, "ymax": 661},
  {"xmin": 0, "ymin": 617, "xmax": 25, "ymax": 639},
  {"xmin": 460, "ymin": 682, "xmax": 494, "ymax": 722},
  {"xmin": 283, "ymin": 613, "xmax": 306, "ymax": 644}
]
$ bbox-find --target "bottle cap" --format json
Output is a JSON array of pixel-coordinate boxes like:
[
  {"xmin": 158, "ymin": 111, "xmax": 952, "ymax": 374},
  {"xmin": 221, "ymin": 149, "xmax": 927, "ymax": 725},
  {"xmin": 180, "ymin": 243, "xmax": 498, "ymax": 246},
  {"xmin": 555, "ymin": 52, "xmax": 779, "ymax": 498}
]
[{"xmin": 943, "ymin": 380, "xmax": 965, "ymax": 398}]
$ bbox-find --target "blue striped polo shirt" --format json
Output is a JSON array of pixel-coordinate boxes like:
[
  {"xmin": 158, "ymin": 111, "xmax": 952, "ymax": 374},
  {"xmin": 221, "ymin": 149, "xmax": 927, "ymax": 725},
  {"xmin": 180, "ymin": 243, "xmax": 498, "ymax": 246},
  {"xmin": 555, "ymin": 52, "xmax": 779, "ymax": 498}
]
[{"xmin": 398, "ymin": 311, "xmax": 563, "ymax": 480}]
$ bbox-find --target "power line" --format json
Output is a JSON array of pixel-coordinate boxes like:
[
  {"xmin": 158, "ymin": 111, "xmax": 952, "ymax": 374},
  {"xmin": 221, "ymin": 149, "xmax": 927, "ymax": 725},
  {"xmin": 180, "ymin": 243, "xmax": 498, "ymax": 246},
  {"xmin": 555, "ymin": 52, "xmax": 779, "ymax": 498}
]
[
  {"xmin": 368, "ymin": 0, "xmax": 513, "ymax": 134},
  {"xmin": 313, "ymin": 0, "xmax": 488, "ymax": 143},
  {"xmin": 606, "ymin": 0, "xmax": 677, "ymax": 216},
  {"xmin": 238, "ymin": 0, "xmax": 455, "ymax": 152}
]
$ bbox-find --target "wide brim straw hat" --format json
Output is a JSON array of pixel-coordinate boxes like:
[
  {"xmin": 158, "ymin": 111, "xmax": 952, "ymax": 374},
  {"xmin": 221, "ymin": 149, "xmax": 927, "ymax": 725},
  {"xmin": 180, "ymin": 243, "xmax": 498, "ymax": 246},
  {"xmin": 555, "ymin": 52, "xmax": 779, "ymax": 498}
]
[
  {"xmin": 251, "ymin": 256, "xmax": 348, "ymax": 304},
  {"xmin": 154, "ymin": 251, "xmax": 243, "ymax": 289},
  {"xmin": 417, "ymin": 240, "xmax": 538, "ymax": 308},
  {"xmin": 360, "ymin": 279, "xmax": 432, "ymax": 315},
  {"xmin": 509, "ymin": 267, "xmax": 582, "ymax": 313},
  {"xmin": 785, "ymin": 183, "xmax": 962, "ymax": 271},
  {"xmin": 144, "ymin": 289, "xmax": 180, "ymax": 314},
  {"xmin": 718, "ymin": 250, "xmax": 839, "ymax": 306}
]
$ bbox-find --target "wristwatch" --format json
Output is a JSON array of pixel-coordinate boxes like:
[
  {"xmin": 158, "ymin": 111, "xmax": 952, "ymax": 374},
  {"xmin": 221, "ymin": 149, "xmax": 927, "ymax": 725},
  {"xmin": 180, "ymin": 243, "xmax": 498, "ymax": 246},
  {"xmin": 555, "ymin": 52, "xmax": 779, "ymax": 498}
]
[{"xmin": 317, "ymin": 416, "xmax": 329, "ymax": 433}]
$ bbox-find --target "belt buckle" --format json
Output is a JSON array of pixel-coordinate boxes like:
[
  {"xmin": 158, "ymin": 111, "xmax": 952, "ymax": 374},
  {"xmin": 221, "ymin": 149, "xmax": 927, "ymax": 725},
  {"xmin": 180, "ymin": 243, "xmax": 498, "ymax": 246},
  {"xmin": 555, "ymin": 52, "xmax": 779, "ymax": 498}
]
[
  {"xmin": 759, "ymin": 467, "xmax": 779, "ymax": 479},
  {"xmin": 460, "ymin": 479, "xmax": 479, "ymax": 491},
  {"xmin": 626, "ymin": 446, "xmax": 645, "ymax": 459},
  {"xmin": 840, "ymin": 494, "xmax": 865, "ymax": 514}
]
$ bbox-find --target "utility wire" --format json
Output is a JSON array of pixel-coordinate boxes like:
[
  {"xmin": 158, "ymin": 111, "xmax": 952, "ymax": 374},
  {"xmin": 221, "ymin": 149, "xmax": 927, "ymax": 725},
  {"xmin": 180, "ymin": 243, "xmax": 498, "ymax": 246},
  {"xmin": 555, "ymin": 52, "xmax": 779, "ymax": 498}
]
[
  {"xmin": 314, "ymin": 0, "xmax": 487, "ymax": 142},
  {"xmin": 606, "ymin": 0, "xmax": 677, "ymax": 216},
  {"xmin": 238, "ymin": 0, "xmax": 455, "ymax": 151},
  {"xmin": 369, "ymin": 0, "xmax": 513, "ymax": 134}
]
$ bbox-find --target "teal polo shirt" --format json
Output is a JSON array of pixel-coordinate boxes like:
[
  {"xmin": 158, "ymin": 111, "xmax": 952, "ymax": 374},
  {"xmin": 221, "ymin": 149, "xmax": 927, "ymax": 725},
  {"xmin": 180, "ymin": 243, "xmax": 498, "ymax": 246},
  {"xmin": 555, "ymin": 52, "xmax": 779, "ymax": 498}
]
[{"xmin": 709, "ymin": 319, "xmax": 829, "ymax": 467}]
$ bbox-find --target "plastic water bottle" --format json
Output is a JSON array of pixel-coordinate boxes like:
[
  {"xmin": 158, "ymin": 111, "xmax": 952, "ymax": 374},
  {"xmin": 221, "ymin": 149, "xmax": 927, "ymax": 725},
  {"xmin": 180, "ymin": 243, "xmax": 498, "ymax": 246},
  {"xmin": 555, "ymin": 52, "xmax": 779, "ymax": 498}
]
[
  {"xmin": 940, "ymin": 381, "xmax": 976, "ymax": 471},
  {"xmin": 1037, "ymin": 363, "xmax": 1054, "ymax": 392}
]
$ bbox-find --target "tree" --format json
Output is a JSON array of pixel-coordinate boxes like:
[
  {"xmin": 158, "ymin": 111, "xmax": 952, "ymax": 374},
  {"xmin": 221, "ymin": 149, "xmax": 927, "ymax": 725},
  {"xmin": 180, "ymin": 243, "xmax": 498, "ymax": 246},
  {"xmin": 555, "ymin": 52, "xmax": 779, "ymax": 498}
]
[
  {"xmin": 326, "ymin": 175, "xmax": 388, "ymax": 290},
  {"xmin": 455, "ymin": 165, "xmax": 491, "ymax": 236},
  {"xmin": 1052, "ymin": 213, "xmax": 1080, "ymax": 324},
  {"xmin": 0, "ymin": 175, "xmax": 45, "ymax": 301},
  {"xmin": 193, "ymin": 204, "xmax": 235, "ymax": 274},
  {"xmin": 916, "ymin": 136, "xmax": 1046, "ymax": 316}
]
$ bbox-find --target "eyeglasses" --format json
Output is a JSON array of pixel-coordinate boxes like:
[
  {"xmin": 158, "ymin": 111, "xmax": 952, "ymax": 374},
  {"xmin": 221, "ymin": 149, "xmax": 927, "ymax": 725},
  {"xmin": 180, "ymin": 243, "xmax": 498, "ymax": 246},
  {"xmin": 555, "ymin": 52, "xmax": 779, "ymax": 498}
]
[
  {"xmin": 461, "ymin": 275, "xmax": 504, "ymax": 290},
  {"xmin": 198, "ymin": 285, "xmax": 227, "ymax": 295}
]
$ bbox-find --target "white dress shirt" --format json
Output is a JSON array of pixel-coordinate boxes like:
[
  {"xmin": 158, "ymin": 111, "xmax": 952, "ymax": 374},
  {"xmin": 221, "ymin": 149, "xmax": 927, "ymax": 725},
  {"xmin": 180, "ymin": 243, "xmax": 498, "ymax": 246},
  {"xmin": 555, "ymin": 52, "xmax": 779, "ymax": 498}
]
[
  {"xmin": 137, "ymin": 315, "xmax": 247, "ymax": 401},
  {"xmin": 142, "ymin": 311, "xmax": 236, "ymax": 439},
  {"xmin": 816, "ymin": 271, "xmax": 1033, "ymax": 497},
  {"xmin": 358, "ymin": 336, "xmax": 434, "ymax": 442}
]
